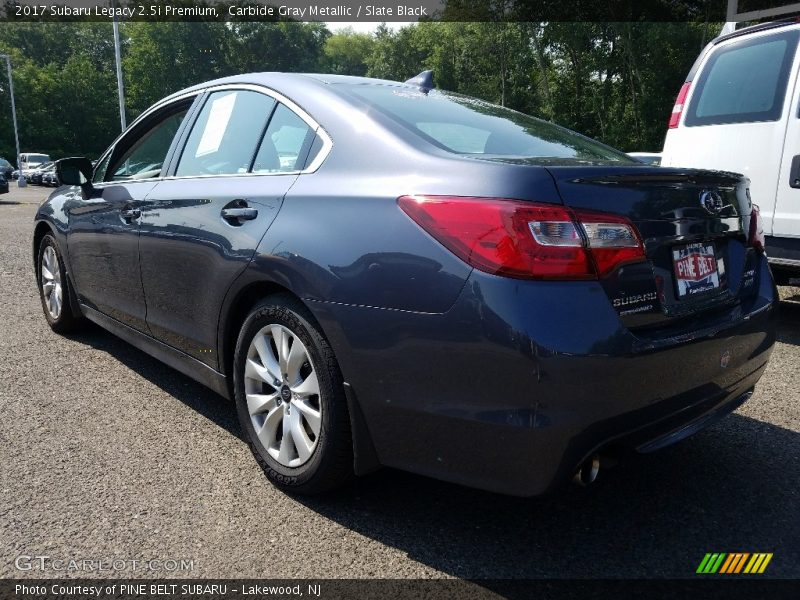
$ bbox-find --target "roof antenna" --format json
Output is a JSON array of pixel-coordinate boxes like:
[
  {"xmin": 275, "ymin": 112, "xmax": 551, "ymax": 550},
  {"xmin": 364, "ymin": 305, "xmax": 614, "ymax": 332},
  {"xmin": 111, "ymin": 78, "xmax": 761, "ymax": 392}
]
[{"xmin": 404, "ymin": 70, "xmax": 434, "ymax": 93}]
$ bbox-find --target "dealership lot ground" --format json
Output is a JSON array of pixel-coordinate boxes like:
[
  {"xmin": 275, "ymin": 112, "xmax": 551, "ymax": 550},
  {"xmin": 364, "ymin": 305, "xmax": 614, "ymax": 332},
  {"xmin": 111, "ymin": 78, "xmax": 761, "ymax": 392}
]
[{"xmin": 1, "ymin": 185, "xmax": 798, "ymax": 579}]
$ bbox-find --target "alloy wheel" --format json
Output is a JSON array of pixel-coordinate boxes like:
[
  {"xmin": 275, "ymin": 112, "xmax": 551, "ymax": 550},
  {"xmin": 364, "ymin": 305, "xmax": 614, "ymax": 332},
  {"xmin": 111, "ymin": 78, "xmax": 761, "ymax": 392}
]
[
  {"xmin": 41, "ymin": 245, "xmax": 63, "ymax": 320},
  {"xmin": 244, "ymin": 324, "xmax": 322, "ymax": 467}
]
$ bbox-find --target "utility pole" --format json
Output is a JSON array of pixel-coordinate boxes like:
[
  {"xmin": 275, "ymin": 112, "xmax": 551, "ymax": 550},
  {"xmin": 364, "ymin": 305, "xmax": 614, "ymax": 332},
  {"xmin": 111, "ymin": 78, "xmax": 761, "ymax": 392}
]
[
  {"xmin": 1, "ymin": 54, "xmax": 24, "ymax": 188},
  {"xmin": 112, "ymin": 0, "xmax": 127, "ymax": 131}
]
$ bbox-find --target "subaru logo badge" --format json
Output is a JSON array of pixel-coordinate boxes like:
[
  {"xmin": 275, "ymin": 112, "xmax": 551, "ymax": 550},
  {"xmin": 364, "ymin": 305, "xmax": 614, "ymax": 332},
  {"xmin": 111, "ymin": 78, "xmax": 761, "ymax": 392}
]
[{"xmin": 700, "ymin": 190, "xmax": 724, "ymax": 214}]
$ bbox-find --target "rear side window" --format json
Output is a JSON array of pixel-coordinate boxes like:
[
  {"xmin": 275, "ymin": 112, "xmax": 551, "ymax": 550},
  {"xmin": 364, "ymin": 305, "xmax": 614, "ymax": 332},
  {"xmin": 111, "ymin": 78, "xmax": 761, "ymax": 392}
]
[
  {"xmin": 686, "ymin": 31, "xmax": 799, "ymax": 126},
  {"xmin": 340, "ymin": 84, "xmax": 633, "ymax": 164},
  {"xmin": 252, "ymin": 104, "xmax": 316, "ymax": 173},
  {"xmin": 176, "ymin": 90, "xmax": 276, "ymax": 177}
]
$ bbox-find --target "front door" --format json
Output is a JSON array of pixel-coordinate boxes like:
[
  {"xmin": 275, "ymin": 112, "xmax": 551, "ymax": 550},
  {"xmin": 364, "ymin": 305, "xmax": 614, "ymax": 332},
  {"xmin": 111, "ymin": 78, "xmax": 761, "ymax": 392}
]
[{"xmin": 66, "ymin": 103, "xmax": 193, "ymax": 331}]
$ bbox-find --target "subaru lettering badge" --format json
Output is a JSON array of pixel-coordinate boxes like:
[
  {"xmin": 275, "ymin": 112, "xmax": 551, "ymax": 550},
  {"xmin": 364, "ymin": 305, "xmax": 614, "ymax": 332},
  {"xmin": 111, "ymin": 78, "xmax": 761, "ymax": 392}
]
[{"xmin": 700, "ymin": 190, "xmax": 724, "ymax": 214}]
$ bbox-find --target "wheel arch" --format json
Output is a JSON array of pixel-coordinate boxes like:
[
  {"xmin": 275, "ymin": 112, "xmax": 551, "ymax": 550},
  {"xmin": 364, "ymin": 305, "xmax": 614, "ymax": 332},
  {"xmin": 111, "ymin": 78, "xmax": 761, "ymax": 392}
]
[
  {"xmin": 218, "ymin": 278, "xmax": 381, "ymax": 476},
  {"xmin": 33, "ymin": 219, "xmax": 84, "ymax": 325},
  {"xmin": 218, "ymin": 279, "xmax": 305, "ymax": 389},
  {"xmin": 32, "ymin": 221, "xmax": 55, "ymax": 269}
]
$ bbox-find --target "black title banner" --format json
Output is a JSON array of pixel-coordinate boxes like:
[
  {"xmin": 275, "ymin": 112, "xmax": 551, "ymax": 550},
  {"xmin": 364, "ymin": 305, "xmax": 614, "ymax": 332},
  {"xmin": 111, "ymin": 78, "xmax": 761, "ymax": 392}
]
[
  {"xmin": 4, "ymin": 579, "xmax": 800, "ymax": 600},
  {"xmin": 0, "ymin": 0, "xmax": 758, "ymax": 23}
]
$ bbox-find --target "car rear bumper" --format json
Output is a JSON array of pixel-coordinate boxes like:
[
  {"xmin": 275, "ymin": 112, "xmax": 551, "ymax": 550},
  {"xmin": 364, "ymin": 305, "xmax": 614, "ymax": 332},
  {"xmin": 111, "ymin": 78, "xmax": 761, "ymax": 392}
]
[{"xmin": 310, "ymin": 254, "xmax": 778, "ymax": 496}]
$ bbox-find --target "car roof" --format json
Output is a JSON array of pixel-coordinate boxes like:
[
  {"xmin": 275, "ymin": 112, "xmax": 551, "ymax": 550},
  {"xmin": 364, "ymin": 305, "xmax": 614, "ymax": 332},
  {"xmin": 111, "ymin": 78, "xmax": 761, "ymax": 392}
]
[{"xmin": 161, "ymin": 72, "xmax": 418, "ymax": 103}]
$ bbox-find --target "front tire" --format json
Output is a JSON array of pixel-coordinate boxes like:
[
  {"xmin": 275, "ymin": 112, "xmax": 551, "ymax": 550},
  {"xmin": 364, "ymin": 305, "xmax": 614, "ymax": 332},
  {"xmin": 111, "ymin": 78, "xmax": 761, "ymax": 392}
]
[
  {"xmin": 37, "ymin": 233, "xmax": 83, "ymax": 334},
  {"xmin": 233, "ymin": 296, "xmax": 353, "ymax": 494}
]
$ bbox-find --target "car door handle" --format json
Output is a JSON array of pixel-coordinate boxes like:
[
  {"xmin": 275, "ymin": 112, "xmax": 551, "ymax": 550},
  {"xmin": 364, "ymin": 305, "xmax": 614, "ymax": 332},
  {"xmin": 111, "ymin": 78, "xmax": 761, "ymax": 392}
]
[
  {"xmin": 221, "ymin": 207, "xmax": 258, "ymax": 223},
  {"xmin": 790, "ymin": 155, "xmax": 800, "ymax": 189},
  {"xmin": 120, "ymin": 207, "xmax": 141, "ymax": 220}
]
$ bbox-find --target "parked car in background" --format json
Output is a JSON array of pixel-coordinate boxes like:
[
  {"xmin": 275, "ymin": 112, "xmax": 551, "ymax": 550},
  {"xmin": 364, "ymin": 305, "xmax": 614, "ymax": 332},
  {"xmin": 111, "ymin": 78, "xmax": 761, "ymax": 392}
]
[
  {"xmin": 11, "ymin": 169, "xmax": 20, "ymax": 180},
  {"xmin": 42, "ymin": 166, "xmax": 60, "ymax": 187},
  {"xmin": 0, "ymin": 157, "xmax": 13, "ymax": 180},
  {"xmin": 18, "ymin": 152, "xmax": 51, "ymax": 181},
  {"xmin": 662, "ymin": 20, "xmax": 800, "ymax": 284},
  {"xmin": 29, "ymin": 161, "xmax": 55, "ymax": 185},
  {"xmin": 0, "ymin": 174, "xmax": 8, "ymax": 195},
  {"xmin": 35, "ymin": 72, "xmax": 777, "ymax": 497},
  {"xmin": 628, "ymin": 152, "xmax": 662, "ymax": 166}
]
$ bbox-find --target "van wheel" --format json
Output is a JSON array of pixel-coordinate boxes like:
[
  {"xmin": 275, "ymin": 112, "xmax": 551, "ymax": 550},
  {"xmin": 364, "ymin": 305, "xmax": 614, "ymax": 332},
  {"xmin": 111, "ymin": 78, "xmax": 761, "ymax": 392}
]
[
  {"xmin": 233, "ymin": 296, "xmax": 353, "ymax": 494},
  {"xmin": 37, "ymin": 233, "xmax": 84, "ymax": 333}
]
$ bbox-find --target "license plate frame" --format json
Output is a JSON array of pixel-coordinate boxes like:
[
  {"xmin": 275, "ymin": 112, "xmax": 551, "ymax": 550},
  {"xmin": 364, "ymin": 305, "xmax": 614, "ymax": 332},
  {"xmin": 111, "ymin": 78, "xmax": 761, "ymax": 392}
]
[{"xmin": 672, "ymin": 242, "xmax": 720, "ymax": 299}]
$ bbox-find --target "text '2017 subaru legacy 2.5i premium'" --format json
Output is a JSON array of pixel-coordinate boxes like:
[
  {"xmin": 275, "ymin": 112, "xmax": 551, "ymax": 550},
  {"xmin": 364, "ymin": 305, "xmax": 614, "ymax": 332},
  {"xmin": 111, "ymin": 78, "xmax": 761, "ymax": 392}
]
[{"xmin": 35, "ymin": 72, "xmax": 777, "ymax": 496}]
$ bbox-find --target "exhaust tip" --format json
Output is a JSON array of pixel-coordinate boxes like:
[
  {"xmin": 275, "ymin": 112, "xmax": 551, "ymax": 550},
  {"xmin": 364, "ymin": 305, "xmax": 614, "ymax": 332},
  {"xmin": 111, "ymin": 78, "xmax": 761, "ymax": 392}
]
[{"xmin": 573, "ymin": 454, "xmax": 600, "ymax": 486}]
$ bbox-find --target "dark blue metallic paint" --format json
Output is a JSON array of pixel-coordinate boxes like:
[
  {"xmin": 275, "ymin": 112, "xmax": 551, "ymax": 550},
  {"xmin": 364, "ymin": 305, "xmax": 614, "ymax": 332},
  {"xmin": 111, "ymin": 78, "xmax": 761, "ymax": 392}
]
[
  {"xmin": 139, "ymin": 177, "xmax": 289, "ymax": 365},
  {"xmin": 33, "ymin": 73, "xmax": 777, "ymax": 496}
]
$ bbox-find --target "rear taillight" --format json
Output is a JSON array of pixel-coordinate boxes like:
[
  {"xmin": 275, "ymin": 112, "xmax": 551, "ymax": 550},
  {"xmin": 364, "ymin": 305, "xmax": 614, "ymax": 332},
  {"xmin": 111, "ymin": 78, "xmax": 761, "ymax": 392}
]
[
  {"xmin": 748, "ymin": 204, "xmax": 765, "ymax": 252},
  {"xmin": 574, "ymin": 210, "xmax": 645, "ymax": 276},
  {"xmin": 397, "ymin": 195, "xmax": 645, "ymax": 280},
  {"xmin": 668, "ymin": 82, "xmax": 691, "ymax": 129}
]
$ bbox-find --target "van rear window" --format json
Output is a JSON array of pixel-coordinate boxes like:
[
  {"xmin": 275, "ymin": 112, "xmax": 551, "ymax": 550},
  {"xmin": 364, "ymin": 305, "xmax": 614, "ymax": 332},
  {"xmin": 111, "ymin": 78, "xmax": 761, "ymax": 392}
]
[{"xmin": 685, "ymin": 30, "xmax": 799, "ymax": 126}]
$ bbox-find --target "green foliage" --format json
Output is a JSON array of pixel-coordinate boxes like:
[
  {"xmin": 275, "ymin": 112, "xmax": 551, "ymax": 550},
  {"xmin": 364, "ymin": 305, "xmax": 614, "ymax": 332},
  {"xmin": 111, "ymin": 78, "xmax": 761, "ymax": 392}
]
[
  {"xmin": 323, "ymin": 28, "xmax": 375, "ymax": 76},
  {"xmin": 0, "ymin": 20, "xmax": 716, "ymax": 165}
]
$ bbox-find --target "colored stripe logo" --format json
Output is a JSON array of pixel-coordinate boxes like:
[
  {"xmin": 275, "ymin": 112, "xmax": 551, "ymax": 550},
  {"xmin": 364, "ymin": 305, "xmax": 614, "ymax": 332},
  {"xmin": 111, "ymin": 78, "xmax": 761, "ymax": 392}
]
[{"xmin": 696, "ymin": 553, "xmax": 773, "ymax": 574}]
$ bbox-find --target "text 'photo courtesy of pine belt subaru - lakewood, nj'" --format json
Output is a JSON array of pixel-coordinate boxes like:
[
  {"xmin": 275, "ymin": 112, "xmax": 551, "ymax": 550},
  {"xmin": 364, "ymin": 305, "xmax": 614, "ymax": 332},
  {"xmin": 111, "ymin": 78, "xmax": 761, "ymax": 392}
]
[{"xmin": 34, "ymin": 71, "xmax": 777, "ymax": 497}]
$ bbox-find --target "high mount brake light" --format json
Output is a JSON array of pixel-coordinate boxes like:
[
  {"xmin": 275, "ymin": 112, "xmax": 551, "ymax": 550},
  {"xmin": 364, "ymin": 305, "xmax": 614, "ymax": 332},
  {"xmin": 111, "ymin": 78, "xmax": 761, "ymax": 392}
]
[
  {"xmin": 668, "ymin": 82, "xmax": 691, "ymax": 129},
  {"xmin": 397, "ymin": 196, "xmax": 645, "ymax": 280}
]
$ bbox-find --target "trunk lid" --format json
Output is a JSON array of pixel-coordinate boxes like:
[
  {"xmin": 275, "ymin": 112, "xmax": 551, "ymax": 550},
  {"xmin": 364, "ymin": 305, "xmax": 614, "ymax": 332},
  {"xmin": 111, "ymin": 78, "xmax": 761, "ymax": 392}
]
[{"xmin": 544, "ymin": 166, "xmax": 759, "ymax": 331}]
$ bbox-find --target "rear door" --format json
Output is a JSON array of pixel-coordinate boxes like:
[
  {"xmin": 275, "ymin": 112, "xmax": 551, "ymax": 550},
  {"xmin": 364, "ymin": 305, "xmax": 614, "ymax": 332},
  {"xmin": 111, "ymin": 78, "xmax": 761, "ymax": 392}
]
[
  {"xmin": 138, "ymin": 87, "xmax": 322, "ymax": 368},
  {"xmin": 662, "ymin": 28, "xmax": 800, "ymax": 237}
]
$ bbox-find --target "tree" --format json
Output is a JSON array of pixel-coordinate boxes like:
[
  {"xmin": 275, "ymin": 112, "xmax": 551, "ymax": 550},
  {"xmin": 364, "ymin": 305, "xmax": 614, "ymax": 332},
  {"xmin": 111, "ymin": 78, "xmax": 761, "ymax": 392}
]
[
  {"xmin": 0, "ymin": 20, "xmax": 717, "ymax": 162},
  {"xmin": 322, "ymin": 28, "xmax": 375, "ymax": 76}
]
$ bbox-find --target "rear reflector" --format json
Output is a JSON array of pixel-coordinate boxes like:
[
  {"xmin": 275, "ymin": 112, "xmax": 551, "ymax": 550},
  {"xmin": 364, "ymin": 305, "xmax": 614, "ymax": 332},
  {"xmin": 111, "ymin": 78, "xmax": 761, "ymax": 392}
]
[
  {"xmin": 398, "ymin": 195, "xmax": 645, "ymax": 280},
  {"xmin": 668, "ymin": 82, "xmax": 691, "ymax": 129}
]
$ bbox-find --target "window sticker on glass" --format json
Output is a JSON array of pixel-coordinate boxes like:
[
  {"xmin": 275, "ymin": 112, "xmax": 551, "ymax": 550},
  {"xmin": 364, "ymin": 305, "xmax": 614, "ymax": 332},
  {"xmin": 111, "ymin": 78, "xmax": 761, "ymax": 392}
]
[{"xmin": 196, "ymin": 92, "xmax": 237, "ymax": 157}]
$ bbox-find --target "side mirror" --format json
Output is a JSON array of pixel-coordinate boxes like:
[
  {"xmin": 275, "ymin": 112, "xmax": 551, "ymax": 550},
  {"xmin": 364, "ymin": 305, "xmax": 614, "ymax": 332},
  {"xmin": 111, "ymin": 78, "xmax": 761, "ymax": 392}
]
[{"xmin": 56, "ymin": 157, "xmax": 94, "ymax": 188}]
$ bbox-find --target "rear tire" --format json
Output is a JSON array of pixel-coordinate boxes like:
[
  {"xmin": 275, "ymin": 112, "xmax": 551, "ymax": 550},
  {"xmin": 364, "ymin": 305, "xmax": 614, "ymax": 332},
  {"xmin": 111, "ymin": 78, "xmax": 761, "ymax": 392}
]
[
  {"xmin": 37, "ymin": 233, "xmax": 84, "ymax": 334},
  {"xmin": 233, "ymin": 295, "xmax": 354, "ymax": 494}
]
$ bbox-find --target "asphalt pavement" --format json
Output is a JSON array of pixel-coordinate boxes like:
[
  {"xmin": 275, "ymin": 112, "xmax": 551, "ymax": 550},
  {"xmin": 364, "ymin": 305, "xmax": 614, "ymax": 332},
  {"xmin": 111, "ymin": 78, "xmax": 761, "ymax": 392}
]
[{"xmin": 1, "ymin": 184, "xmax": 798, "ymax": 580}]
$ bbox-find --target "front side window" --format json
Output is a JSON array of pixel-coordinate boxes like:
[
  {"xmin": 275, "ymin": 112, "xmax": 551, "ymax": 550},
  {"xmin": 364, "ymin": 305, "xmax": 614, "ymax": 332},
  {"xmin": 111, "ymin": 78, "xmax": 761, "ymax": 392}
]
[
  {"xmin": 686, "ymin": 31, "xmax": 799, "ymax": 126},
  {"xmin": 108, "ymin": 108, "xmax": 188, "ymax": 181},
  {"xmin": 175, "ymin": 90, "xmax": 276, "ymax": 177},
  {"xmin": 93, "ymin": 152, "xmax": 111, "ymax": 184},
  {"xmin": 252, "ymin": 104, "xmax": 316, "ymax": 173}
]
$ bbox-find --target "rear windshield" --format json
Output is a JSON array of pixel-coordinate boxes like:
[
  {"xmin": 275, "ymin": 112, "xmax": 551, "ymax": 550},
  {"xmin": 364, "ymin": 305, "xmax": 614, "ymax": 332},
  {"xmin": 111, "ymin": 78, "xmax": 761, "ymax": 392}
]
[
  {"xmin": 686, "ymin": 30, "xmax": 799, "ymax": 126},
  {"xmin": 339, "ymin": 84, "xmax": 634, "ymax": 164}
]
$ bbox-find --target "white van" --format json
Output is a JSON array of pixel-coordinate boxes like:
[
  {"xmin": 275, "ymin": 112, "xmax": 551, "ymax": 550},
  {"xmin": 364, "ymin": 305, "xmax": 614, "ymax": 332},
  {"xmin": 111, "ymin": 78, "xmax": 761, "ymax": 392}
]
[
  {"xmin": 18, "ymin": 153, "xmax": 51, "ymax": 177},
  {"xmin": 661, "ymin": 20, "xmax": 800, "ymax": 282}
]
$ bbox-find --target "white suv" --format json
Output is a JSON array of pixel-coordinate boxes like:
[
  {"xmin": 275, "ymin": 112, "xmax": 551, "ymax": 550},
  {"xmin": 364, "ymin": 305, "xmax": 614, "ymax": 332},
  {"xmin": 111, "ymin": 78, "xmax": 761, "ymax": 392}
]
[{"xmin": 661, "ymin": 20, "xmax": 800, "ymax": 282}]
